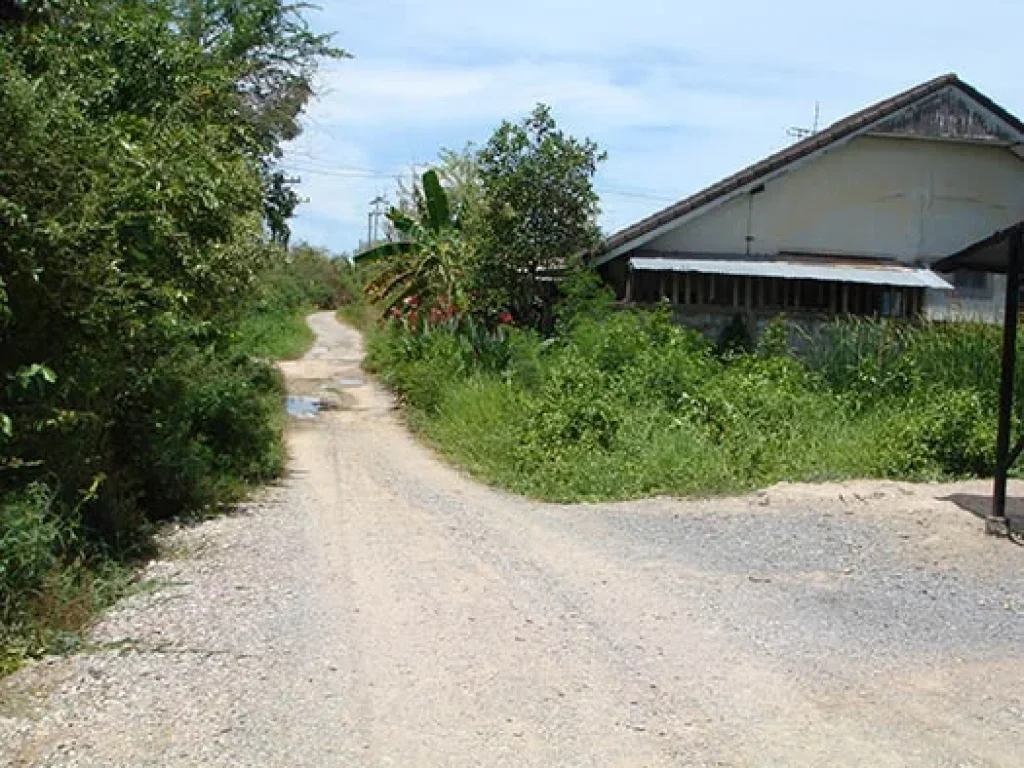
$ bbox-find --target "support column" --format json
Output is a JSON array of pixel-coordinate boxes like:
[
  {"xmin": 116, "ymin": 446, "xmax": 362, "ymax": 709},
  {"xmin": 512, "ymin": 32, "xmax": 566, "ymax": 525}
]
[
  {"xmin": 672, "ymin": 273, "xmax": 680, "ymax": 305},
  {"xmin": 625, "ymin": 268, "xmax": 633, "ymax": 304},
  {"xmin": 991, "ymin": 228, "xmax": 1021, "ymax": 536}
]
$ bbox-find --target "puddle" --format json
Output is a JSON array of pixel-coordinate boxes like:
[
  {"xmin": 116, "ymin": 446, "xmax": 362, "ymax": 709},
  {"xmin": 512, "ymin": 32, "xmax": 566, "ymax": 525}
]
[{"xmin": 286, "ymin": 396, "xmax": 324, "ymax": 418}]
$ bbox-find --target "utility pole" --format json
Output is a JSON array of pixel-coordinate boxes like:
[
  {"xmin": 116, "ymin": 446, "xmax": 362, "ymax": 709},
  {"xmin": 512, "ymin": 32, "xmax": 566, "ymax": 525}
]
[{"xmin": 368, "ymin": 194, "xmax": 388, "ymax": 245}]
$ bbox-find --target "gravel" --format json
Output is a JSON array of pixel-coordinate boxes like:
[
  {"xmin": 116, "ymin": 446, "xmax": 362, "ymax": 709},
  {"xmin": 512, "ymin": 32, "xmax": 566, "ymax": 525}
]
[{"xmin": 2, "ymin": 311, "xmax": 1022, "ymax": 766}]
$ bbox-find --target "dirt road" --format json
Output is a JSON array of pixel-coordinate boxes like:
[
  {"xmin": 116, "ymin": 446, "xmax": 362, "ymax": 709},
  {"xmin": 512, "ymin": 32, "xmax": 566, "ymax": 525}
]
[{"xmin": 2, "ymin": 311, "xmax": 1022, "ymax": 766}]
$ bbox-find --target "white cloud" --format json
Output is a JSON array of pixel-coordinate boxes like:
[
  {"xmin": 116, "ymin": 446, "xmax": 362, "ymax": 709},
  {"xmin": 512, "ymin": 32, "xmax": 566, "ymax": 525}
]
[{"xmin": 287, "ymin": 0, "xmax": 1024, "ymax": 252}]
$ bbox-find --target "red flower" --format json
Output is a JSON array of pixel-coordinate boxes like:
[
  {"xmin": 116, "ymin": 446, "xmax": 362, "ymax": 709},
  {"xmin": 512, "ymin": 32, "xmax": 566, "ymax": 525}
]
[{"xmin": 498, "ymin": 311, "xmax": 513, "ymax": 325}]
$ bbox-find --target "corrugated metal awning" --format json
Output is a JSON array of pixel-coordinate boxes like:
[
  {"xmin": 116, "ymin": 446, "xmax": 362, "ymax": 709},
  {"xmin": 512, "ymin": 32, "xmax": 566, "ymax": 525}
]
[{"xmin": 629, "ymin": 257, "xmax": 953, "ymax": 291}]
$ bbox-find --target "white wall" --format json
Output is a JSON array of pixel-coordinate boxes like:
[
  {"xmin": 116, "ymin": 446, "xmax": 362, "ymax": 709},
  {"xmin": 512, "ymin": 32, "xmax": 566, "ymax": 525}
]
[{"xmin": 648, "ymin": 136, "xmax": 1024, "ymax": 264}]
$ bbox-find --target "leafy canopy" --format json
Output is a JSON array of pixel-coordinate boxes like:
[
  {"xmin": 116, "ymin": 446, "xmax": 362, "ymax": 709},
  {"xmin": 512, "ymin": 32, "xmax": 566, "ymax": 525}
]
[{"xmin": 474, "ymin": 104, "xmax": 606, "ymax": 324}]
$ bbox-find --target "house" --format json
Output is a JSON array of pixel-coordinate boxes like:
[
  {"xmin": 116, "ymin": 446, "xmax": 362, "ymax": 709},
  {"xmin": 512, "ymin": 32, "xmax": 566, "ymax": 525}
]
[{"xmin": 592, "ymin": 74, "xmax": 1024, "ymax": 336}]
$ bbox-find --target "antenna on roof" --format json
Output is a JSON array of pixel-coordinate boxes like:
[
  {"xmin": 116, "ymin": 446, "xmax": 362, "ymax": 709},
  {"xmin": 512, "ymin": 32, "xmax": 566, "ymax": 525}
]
[{"xmin": 787, "ymin": 101, "xmax": 821, "ymax": 141}]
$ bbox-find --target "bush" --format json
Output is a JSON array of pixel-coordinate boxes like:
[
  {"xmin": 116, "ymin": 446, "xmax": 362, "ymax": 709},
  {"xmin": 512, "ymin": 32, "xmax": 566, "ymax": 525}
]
[{"xmin": 369, "ymin": 309, "xmax": 1009, "ymax": 503}]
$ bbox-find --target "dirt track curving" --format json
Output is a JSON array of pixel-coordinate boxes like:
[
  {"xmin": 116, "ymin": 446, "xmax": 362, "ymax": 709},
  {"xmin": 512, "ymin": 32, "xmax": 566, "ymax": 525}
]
[{"xmin": 2, "ymin": 311, "xmax": 1022, "ymax": 766}]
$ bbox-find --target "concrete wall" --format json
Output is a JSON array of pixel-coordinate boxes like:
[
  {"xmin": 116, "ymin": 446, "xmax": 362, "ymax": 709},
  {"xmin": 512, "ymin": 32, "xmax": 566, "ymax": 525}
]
[{"xmin": 643, "ymin": 135, "xmax": 1024, "ymax": 321}]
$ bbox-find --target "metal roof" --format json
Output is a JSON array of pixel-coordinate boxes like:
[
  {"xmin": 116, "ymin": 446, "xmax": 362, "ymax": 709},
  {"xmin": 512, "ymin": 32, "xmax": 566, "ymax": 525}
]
[
  {"xmin": 932, "ymin": 222, "xmax": 1024, "ymax": 274},
  {"xmin": 594, "ymin": 75, "xmax": 1024, "ymax": 266},
  {"xmin": 629, "ymin": 257, "xmax": 954, "ymax": 290}
]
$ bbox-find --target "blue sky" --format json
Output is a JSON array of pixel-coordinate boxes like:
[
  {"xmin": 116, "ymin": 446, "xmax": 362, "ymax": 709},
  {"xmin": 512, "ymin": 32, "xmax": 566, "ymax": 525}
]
[{"xmin": 282, "ymin": 0, "xmax": 1024, "ymax": 255}]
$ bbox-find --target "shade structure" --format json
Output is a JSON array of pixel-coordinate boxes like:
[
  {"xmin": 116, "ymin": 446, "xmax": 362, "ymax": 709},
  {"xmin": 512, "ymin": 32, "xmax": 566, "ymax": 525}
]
[
  {"xmin": 629, "ymin": 256, "xmax": 954, "ymax": 290},
  {"xmin": 935, "ymin": 221, "xmax": 1024, "ymax": 537}
]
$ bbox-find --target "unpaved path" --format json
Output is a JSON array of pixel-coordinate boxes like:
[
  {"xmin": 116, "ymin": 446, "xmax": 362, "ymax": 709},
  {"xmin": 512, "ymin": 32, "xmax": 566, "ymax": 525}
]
[{"xmin": 2, "ymin": 311, "xmax": 1022, "ymax": 767}]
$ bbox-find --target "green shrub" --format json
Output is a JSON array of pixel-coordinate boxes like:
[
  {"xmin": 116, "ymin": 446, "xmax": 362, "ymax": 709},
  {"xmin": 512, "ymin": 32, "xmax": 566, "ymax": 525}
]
[
  {"xmin": 369, "ymin": 309, "xmax": 1008, "ymax": 503},
  {"xmin": 1, "ymin": 484, "xmax": 64, "ymax": 623}
]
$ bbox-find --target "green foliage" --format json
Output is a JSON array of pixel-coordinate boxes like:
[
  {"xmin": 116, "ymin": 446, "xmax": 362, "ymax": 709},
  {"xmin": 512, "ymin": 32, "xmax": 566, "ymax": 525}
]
[
  {"xmin": 361, "ymin": 170, "xmax": 475, "ymax": 313},
  {"xmin": 474, "ymin": 104, "xmax": 606, "ymax": 326},
  {"xmin": 369, "ymin": 309, "xmax": 1012, "ymax": 503},
  {"xmin": 0, "ymin": 0, "xmax": 337, "ymax": 670}
]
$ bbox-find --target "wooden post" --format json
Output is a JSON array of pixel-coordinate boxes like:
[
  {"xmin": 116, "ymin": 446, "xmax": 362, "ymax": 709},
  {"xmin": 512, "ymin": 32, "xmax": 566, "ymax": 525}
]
[
  {"xmin": 733, "ymin": 278, "xmax": 740, "ymax": 308},
  {"xmin": 709, "ymin": 275, "xmax": 716, "ymax": 303},
  {"xmin": 758, "ymin": 279, "xmax": 765, "ymax": 309},
  {"xmin": 793, "ymin": 281, "xmax": 801, "ymax": 311},
  {"xmin": 745, "ymin": 277, "xmax": 753, "ymax": 309},
  {"xmin": 829, "ymin": 282, "xmax": 837, "ymax": 315},
  {"xmin": 625, "ymin": 269, "xmax": 633, "ymax": 304},
  {"xmin": 659, "ymin": 273, "xmax": 667, "ymax": 301},
  {"xmin": 672, "ymin": 273, "xmax": 680, "ymax": 305},
  {"xmin": 841, "ymin": 283, "xmax": 849, "ymax": 314},
  {"xmin": 696, "ymin": 274, "xmax": 704, "ymax": 306},
  {"xmin": 685, "ymin": 272, "xmax": 691, "ymax": 305}
]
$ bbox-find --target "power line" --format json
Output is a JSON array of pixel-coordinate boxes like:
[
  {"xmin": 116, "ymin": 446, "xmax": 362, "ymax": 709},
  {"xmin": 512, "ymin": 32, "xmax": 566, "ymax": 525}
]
[{"xmin": 286, "ymin": 160, "xmax": 683, "ymax": 205}]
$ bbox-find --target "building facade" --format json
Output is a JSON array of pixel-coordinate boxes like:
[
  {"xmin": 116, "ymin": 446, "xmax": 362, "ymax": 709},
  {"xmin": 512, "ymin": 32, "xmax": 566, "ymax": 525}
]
[{"xmin": 593, "ymin": 75, "xmax": 1024, "ymax": 336}]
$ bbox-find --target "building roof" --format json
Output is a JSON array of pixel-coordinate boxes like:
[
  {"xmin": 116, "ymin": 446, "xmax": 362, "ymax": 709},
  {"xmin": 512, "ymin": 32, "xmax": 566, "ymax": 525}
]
[
  {"xmin": 933, "ymin": 221, "xmax": 1024, "ymax": 274},
  {"xmin": 595, "ymin": 74, "xmax": 1024, "ymax": 266},
  {"xmin": 630, "ymin": 256, "xmax": 953, "ymax": 290}
]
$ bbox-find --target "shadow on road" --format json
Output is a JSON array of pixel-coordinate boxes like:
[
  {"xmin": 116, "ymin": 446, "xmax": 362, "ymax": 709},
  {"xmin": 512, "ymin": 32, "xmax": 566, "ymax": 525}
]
[{"xmin": 941, "ymin": 492, "xmax": 1024, "ymax": 539}]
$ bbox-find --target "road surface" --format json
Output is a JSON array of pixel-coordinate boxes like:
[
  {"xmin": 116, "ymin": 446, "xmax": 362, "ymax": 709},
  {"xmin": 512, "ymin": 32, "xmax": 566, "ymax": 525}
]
[{"xmin": 2, "ymin": 311, "xmax": 1022, "ymax": 766}]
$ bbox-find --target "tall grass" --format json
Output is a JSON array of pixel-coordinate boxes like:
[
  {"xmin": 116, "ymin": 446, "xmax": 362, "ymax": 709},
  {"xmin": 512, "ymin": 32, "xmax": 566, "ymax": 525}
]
[{"xmin": 367, "ymin": 310, "xmax": 1012, "ymax": 502}]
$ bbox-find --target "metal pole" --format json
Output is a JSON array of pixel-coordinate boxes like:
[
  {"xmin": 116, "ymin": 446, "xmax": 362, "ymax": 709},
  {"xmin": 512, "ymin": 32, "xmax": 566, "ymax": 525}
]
[{"xmin": 991, "ymin": 227, "xmax": 1021, "ymax": 536}]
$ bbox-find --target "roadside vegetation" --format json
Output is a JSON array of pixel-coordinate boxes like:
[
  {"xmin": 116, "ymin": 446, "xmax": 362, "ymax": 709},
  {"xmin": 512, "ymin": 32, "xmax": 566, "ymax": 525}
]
[
  {"xmin": 1, "ymin": 1, "xmax": 343, "ymax": 672},
  {"xmin": 350, "ymin": 103, "xmax": 1015, "ymax": 504}
]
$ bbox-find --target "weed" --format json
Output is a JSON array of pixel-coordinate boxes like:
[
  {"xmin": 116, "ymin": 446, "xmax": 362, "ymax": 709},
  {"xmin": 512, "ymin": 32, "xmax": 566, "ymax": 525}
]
[{"xmin": 366, "ymin": 312, "xmax": 1011, "ymax": 502}]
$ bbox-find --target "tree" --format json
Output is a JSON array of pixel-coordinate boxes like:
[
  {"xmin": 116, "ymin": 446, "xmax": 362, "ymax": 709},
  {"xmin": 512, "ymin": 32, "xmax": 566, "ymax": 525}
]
[
  {"xmin": 0, "ymin": 0, "xmax": 336, "ymax": 534},
  {"xmin": 360, "ymin": 170, "xmax": 473, "ymax": 312},
  {"xmin": 393, "ymin": 143, "xmax": 482, "ymax": 237},
  {"xmin": 475, "ymin": 104, "xmax": 606, "ymax": 327},
  {"xmin": 170, "ymin": 0, "xmax": 348, "ymax": 243}
]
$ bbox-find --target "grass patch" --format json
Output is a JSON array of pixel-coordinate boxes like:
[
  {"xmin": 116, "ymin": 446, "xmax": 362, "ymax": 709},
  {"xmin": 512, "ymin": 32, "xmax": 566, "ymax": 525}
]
[
  {"xmin": 365, "ymin": 308, "xmax": 1012, "ymax": 503},
  {"xmin": 233, "ymin": 306, "xmax": 316, "ymax": 360}
]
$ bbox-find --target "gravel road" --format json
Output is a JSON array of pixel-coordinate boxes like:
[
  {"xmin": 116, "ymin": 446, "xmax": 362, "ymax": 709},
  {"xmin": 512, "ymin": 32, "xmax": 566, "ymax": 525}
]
[{"xmin": 2, "ymin": 310, "xmax": 1023, "ymax": 767}]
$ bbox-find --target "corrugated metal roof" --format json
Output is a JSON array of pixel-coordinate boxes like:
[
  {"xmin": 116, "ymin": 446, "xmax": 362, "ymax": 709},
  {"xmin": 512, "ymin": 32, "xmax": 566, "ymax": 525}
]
[{"xmin": 630, "ymin": 257, "xmax": 954, "ymax": 290}]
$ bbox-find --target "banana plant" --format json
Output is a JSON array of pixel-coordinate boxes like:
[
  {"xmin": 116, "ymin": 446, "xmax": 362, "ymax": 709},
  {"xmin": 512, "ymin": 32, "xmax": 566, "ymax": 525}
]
[{"xmin": 357, "ymin": 170, "xmax": 471, "ymax": 313}]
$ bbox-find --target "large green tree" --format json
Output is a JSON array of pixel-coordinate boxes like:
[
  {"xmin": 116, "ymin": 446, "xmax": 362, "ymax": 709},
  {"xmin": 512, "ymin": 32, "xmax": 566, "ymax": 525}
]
[
  {"xmin": 0, "ymin": 0, "xmax": 337, "ymax": 533},
  {"xmin": 475, "ymin": 104, "xmax": 605, "ymax": 327}
]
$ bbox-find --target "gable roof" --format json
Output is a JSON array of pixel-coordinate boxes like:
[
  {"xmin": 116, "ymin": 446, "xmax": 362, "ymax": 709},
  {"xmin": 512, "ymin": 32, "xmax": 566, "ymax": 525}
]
[{"xmin": 594, "ymin": 74, "xmax": 1024, "ymax": 266}]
